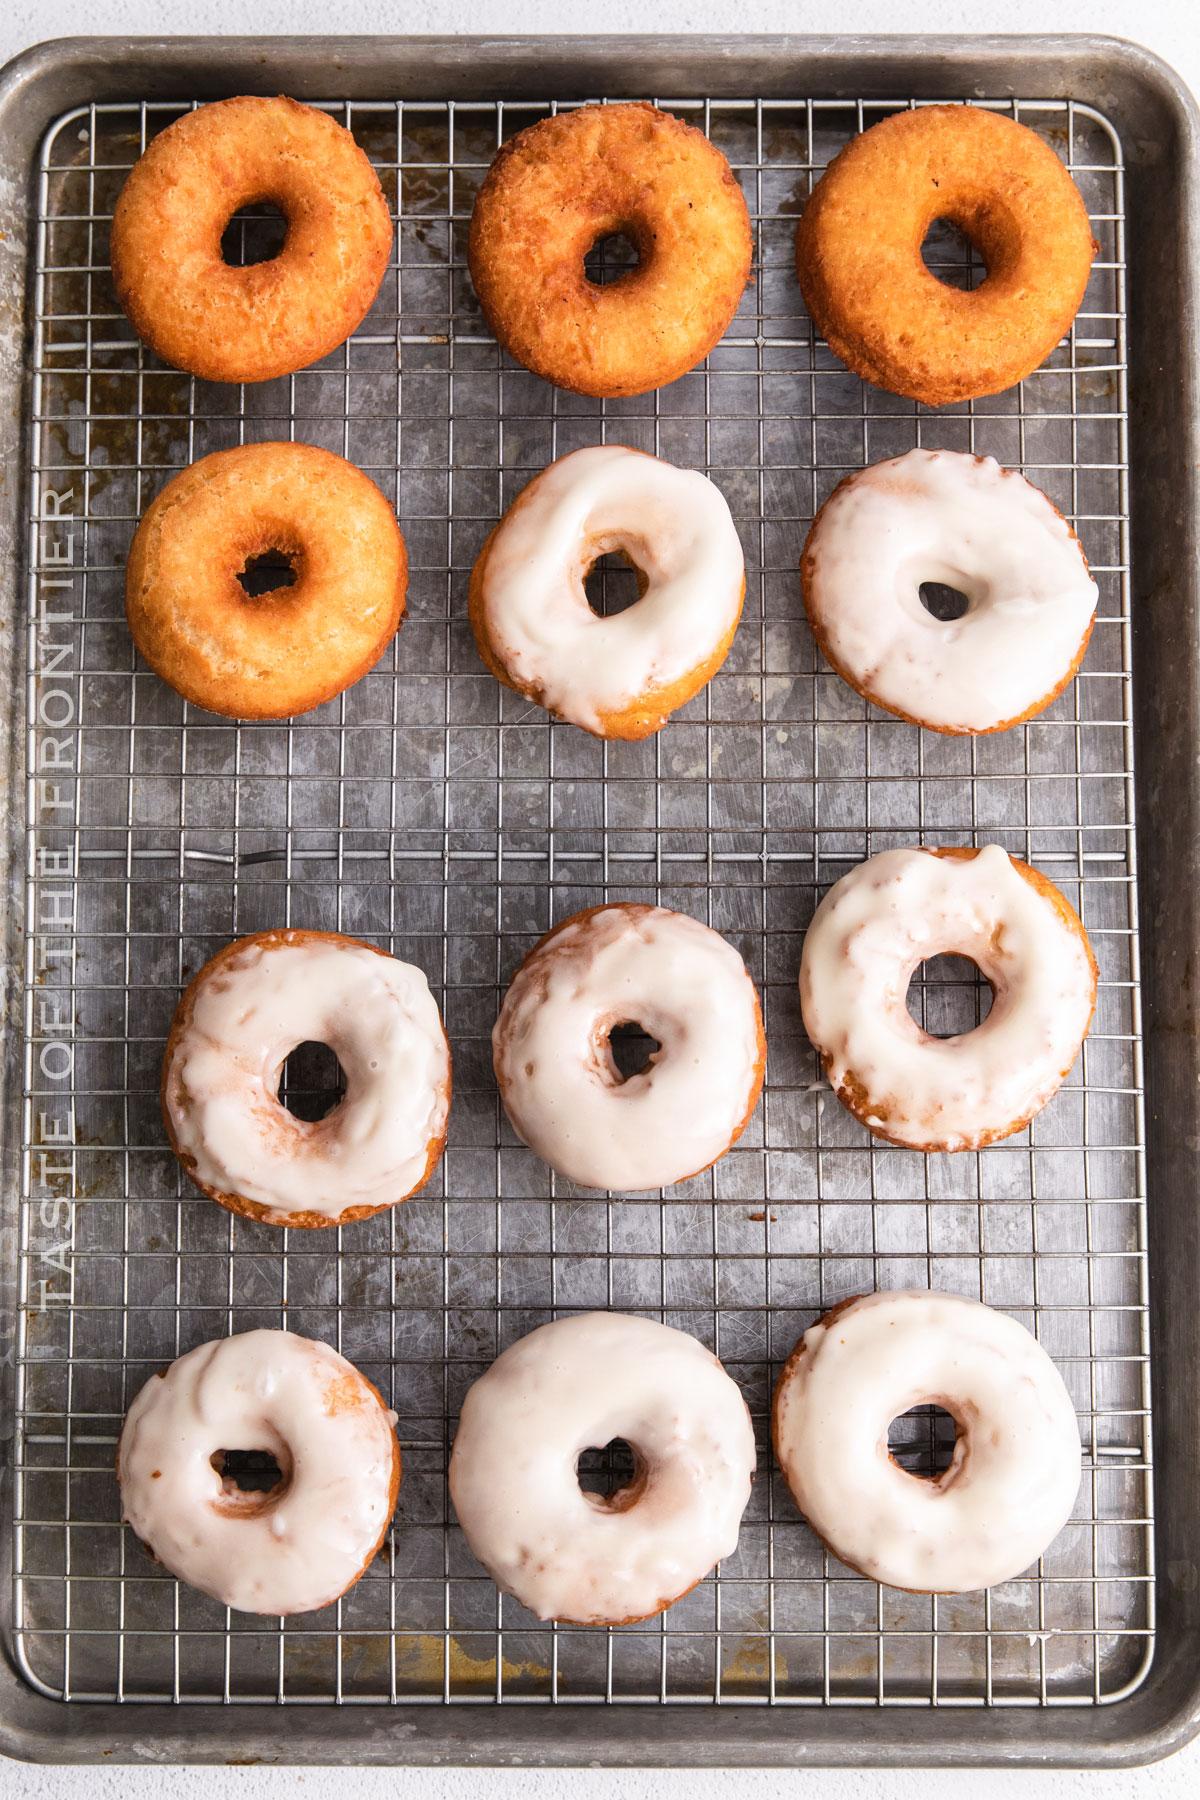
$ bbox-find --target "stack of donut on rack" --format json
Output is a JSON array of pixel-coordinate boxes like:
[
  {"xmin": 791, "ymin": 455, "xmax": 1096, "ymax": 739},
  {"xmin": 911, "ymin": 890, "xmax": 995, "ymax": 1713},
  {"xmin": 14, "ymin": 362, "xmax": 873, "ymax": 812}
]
[{"xmin": 108, "ymin": 93, "xmax": 1097, "ymax": 1620}]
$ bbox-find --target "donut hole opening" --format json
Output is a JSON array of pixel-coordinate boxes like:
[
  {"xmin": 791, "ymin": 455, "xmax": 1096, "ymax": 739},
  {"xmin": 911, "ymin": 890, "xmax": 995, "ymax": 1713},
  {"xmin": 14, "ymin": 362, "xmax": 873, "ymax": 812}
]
[
  {"xmin": 577, "ymin": 1437, "xmax": 646, "ymax": 1512},
  {"xmin": 887, "ymin": 1405, "xmax": 960, "ymax": 1481},
  {"xmin": 221, "ymin": 201, "xmax": 289, "ymax": 268},
  {"xmin": 238, "ymin": 549, "xmax": 299, "ymax": 599},
  {"xmin": 279, "ymin": 1040, "xmax": 346, "ymax": 1122},
  {"xmin": 607, "ymin": 1019, "xmax": 662, "ymax": 1082},
  {"xmin": 584, "ymin": 551, "xmax": 644, "ymax": 618},
  {"xmin": 210, "ymin": 1445, "xmax": 293, "ymax": 1516},
  {"xmin": 906, "ymin": 953, "xmax": 993, "ymax": 1038},
  {"xmin": 919, "ymin": 581, "xmax": 970, "ymax": 622},
  {"xmin": 211, "ymin": 1447, "xmax": 287, "ymax": 1493},
  {"xmin": 920, "ymin": 217, "xmax": 988, "ymax": 292},
  {"xmin": 584, "ymin": 230, "xmax": 641, "ymax": 286}
]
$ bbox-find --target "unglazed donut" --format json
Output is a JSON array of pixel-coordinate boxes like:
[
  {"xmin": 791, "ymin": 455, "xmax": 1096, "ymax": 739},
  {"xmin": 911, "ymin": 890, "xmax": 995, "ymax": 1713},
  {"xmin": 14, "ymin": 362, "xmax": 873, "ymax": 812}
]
[
  {"xmin": 449, "ymin": 1312, "xmax": 756, "ymax": 1624},
  {"xmin": 801, "ymin": 449, "xmax": 1097, "ymax": 733},
  {"xmin": 799, "ymin": 846, "xmax": 1096, "ymax": 1152},
  {"xmin": 468, "ymin": 103, "xmax": 752, "ymax": 398},
  {"xmin": 111, "ymin": 96, "xmax": 393, "ymax": 384},
  {"xmin": 117, "ymin": 1330, "xmax": 399, "ymax": 1614},
  {"xmin": 796, "ymin": 105, "xmax": 1097, "ymax": 406},
  {"xmin": 126, "ymin": 441, "xmax": 407, "ymax": 720},
  {"xmin": 772, "ymin": 1291, "xmax": 1082, "ymax": 1593},
  {"xmin": 162, "ymin": 929, "xmax": 451, "ymax": 1228},
  {"xmin": 493, "ymin": 903, "xmax": 765, "ymax": 1192},
  {"xmin": 470, "ymin": 445, "xmax": 745, "ymax": 739}
]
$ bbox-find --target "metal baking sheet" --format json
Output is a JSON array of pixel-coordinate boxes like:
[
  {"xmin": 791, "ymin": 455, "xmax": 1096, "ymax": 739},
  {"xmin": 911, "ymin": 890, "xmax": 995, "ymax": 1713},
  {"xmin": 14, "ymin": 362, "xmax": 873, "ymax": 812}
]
[{"xmin": 0, "ymin": 35, "xmax": 1197, "ymax": 1770}]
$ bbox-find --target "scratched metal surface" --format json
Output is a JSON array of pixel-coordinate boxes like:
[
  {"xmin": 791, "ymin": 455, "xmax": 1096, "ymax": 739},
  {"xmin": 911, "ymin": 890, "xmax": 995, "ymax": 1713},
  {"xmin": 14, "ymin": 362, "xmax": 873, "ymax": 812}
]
[{"xmin": 13, "ymin": 91, "xmax": 1151, "ymax": 1711}]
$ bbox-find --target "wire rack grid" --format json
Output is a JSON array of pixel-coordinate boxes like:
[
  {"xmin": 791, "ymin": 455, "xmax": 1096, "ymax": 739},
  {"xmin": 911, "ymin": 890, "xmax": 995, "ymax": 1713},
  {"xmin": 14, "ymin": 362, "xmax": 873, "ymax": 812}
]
[{"xmin": 13, "ymin": 88, "xmax": 1151, "ymax": 1714}]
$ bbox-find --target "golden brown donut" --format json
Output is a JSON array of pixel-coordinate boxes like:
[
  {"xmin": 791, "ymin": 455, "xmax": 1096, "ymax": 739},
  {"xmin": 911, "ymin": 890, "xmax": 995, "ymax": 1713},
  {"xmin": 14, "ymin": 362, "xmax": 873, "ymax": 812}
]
[
  {"xmin": 126, "ymin": 441, "xmax": 406, "ymax": 720},
  {"xmin": 468, "ymin": 102, "xmax": 752, "ymax": 398},
  {"xmin": 796, "ymin": 106, "xmax": 1097, "ymax": 406},
  {"xmin": 162, "ymin": 928, "xmax": 452, "ymax": 1231},
  {"xmin": 110, "ymin": 95, "xmax": 393, "ymax": 383}
]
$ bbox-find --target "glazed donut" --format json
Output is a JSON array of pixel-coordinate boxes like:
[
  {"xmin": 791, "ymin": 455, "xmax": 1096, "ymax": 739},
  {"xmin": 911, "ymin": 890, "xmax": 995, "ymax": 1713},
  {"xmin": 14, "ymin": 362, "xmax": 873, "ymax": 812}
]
[
  {"xmin": 493, "ymin": 904, "xmax": 765, "ymax": 1192},
  {"xmin": 117, "ymin": 1330, "xmax": 399, "ymax": 1615},
  {"xmin": 111, "ymin": 95, "xmax": 393, "ymax": 384},
  {"xmin": 468, "ymin": 103, "xmax": 752, "ymax": 398},
  {"xmin": 126, "ymin": 441, "xmax": 407, "ymax": 720},
  {"xmin": 162, "ymin": 929, "xmax": 451, "ymax": 1229},
  {"xmin": 799, "ymin": 846, "xmax": 1096, "ymax": 1152},
  {"xmin": 801, "ymin": 449, "xmax": 1097, "ymax": 734},
  {"xmin": 449, "ymin": 1312, "xmax": 756, "ymax": 1624},
  {"xmin": 470, "ymin": 445, "xmax": 745, "ymax": 739},
  {"xmin": 796, "ymin": 105, "xmax": 1097, "ymax": 406},
  {"xmin": 772, "ymin": 1291, "xmax": 1082, "ymax": 1593}
]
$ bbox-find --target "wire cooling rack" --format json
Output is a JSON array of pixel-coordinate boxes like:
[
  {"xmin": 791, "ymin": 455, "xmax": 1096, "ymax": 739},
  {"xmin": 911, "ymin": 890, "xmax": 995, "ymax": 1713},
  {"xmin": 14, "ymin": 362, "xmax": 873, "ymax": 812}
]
[{"xmin": 14, "ymin": 91, "xmax": 1151, "ymax": 1711}]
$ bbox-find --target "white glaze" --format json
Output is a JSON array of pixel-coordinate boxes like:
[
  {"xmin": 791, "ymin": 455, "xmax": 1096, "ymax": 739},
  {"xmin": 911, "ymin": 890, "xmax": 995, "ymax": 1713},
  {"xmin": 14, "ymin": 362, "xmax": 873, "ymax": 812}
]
[
  {"xmin": 449, "ymin": 1312, "xmax": 756, "ymax": 1624},
  {"xmin": 773, "ymin": 1290, "xmax": 1082, "ymax": 1593},
  {"xmin": 473, "ymin": 444, "xmax": 745, "ymax": 735},
  {"xmin": 493, "ymin": 904, "xmax": 763, "ymax": 1192},
  {"xmin": 803, "ymin": 449, "xmax": 1098, "ymax": 732},
  {"xmin": 798, "ymin": 846, "xmax": 1095, "ymax": 1150},
  {"xmin": 117, "ymin": 1330, "xmax": 398, "ymax": 1615},
  {"xmin": 164, "ymin": 932, "xmax": 450, "ymax": 1222}
]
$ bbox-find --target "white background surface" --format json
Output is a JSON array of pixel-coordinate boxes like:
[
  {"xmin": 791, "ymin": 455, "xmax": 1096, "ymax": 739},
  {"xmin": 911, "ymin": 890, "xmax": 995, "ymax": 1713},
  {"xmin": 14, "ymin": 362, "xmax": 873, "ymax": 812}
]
[{"xmin": 0, "ymin": 0, "xmax": 1197, "ymax": 1792}]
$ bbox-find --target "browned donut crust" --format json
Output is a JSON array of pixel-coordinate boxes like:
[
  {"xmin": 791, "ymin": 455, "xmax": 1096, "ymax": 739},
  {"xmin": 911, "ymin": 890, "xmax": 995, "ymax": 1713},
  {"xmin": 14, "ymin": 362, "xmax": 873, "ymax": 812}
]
[
  {"xmin": 823, "ymin": 848, "xmax": 1098, "ymax": 1152},
  {"xmin": 161, "ymin": 929, "xmax": 451, "ymax": 1230},
  {"xmin": 770, "ymin": 1296, "xmax": 960, "ymax": 1594},
  {"xmin": 468, "ymin": 451, "xmax": 746, "ymax": 741},
  {"xmin": 345, "ymin": 1367, "xmax": 402, "ymax": 1586},
  {"xmin": 325, "ymin": 1363, "xmax": 401, "ymax": 1586},
  {"xmin": 110, "ymin": 95, "xmax": 393, "ymax": 384},
  {"xmin": 495, "ymin": 903, "xmax": 768, "ymax": 1183},
  {"xmin": 116, "ymin": 1354, "xmax": 402, "ymax": 1600},
  {"xmin": 468, "ymin": 103, "xmax": 753, "ymax": 398},
  {"xmin": 800, "ymin": 457, "xmax": 1095, "ymax": 734},
  {"xmin": 126, "ymin": 441, "xmax": 407, "ymax": 720},
  {"xmin": 796, "ymin": 106, "xmax": 1097, "ymax": 406}
]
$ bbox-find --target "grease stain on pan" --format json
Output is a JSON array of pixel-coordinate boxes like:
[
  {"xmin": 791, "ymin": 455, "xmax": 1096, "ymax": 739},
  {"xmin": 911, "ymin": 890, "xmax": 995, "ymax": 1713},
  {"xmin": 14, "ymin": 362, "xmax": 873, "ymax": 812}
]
[
  {"xmin": 395, "ymin": 1632, "xmax": 550, "ymax": 1692},
  {"xmin": 721, "ymin": 1632, "xmax": 788, "ymax": 1688}
]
